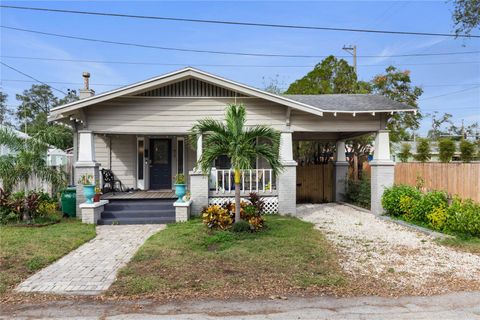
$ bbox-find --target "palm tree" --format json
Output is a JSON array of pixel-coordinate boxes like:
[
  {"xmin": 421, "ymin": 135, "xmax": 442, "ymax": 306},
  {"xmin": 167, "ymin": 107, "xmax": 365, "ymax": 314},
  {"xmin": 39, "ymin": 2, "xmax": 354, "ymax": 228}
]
[
  {"xmin": 0, "ymin": 126, "xmax": 67, "ymax": 221},
  {"xmin": 190, "ymin": 104, "xmax": 283, "ymax": 222}
]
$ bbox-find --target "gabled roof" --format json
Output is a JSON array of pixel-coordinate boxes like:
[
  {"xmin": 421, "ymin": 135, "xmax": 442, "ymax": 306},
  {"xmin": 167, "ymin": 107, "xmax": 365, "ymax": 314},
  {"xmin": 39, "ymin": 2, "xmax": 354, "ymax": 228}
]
[
  {"xmin": 49, "ymin": 67, "xmax": 416, "ymax": 121},
  {"xmin": 284, "ymin": 94, "xmax": 416, "ymax": 113}
]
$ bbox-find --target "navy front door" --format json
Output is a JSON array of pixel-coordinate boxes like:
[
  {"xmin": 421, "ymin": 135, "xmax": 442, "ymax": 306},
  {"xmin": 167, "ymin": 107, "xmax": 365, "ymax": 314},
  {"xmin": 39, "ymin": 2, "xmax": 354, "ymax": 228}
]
[{"xmin": 149, "ymin": 139, "xmax": 172, "ymax": 190}]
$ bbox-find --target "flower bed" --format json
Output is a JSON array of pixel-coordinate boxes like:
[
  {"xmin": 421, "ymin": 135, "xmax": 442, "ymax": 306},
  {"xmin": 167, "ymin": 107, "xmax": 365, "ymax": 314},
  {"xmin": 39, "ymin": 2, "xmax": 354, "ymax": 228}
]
[{"xmin": 382, "ymin": 185, "xmax": 480, "ymax": 237}]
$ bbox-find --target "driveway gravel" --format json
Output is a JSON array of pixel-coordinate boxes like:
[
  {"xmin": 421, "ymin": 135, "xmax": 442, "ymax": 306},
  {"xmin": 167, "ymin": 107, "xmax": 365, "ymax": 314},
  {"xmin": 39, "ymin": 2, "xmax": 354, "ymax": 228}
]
[{"xmin": 297, "ymin": 203, "xmax": 480, "ymax": 295}]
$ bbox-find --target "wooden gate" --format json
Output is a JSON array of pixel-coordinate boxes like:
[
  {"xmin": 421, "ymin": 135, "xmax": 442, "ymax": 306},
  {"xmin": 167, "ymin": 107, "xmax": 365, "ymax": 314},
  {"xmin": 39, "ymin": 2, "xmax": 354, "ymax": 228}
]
[{"xmin": 296, "ymin": 163, "xmax": 334, "ymax": 203}]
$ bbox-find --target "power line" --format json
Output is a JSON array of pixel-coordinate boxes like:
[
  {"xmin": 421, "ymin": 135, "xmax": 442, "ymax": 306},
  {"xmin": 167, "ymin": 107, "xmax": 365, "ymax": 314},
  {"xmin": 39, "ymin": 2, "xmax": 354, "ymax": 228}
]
[
  {"xmin": 0, "ymin": 61, "xmax": 67, "ymax": 95},
  {"xmin": 3, "ymin": 78, "xmax": 480, "ymax": 88},
  {"xmin": 419, "ymin": 86, "xmax": 480, "ymax": 101},
  {"xmin": 3, "ymin": 25, "xmax": 480, "ymax": 59},
  {"xmin": 1, "ymin": 5, "xmax": 478, "ymax": 38},
  {"xmin": 2, "ymin": 55, "xmax": 479, "ymax": 68}
]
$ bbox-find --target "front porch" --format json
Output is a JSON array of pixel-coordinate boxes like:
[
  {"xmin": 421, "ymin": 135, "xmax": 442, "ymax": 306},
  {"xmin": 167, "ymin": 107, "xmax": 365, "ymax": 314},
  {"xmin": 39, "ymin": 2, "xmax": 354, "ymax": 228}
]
[{"xmin": 101, "ymin": 190, "xmax": 176, "ymax": 200}]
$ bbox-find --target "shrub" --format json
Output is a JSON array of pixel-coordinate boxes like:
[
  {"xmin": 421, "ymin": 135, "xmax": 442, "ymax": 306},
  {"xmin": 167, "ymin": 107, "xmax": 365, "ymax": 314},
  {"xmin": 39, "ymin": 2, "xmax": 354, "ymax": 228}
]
[
  {"xmin": 427, "ymin": 205, "xmax": 448, "ymax": 230},
  {"xmin": 438, "ymin": 138, "xmax": 456, "ymax": 163},
  {"xmin": 459, "ymin": 139, "xmax": 476, "ymax": 162},
  {"xmin": 232, "ymin": 220, "xmax": 251, "ymax": 233},
  {"xmin": 248, "ymin": 192, "xmax": 265, "ymax": 214},
  {"xmin": 345, "ymin": 175, "xmax": 371, "ymax": 209},
  {"xmin": 414, "ymin": 138, "xmax": 431, "ymax": 162},
  {"xmin": 398, "ymin": 143, "xmax": 412, "ymax": 162},
  {"xmin": 382, "ymin": 185, "xmax": 421, "ymax": 216},
  {"xmin": 445, "ymin": 198, "xmax": 480, "ymax": 237},
  {"xmin": 201, "ymin": 205, "xmax": 233, "ymax": 230},
  {"xmin": 411, "ymin": 191, "xmax": 448, "ymax": 223}
]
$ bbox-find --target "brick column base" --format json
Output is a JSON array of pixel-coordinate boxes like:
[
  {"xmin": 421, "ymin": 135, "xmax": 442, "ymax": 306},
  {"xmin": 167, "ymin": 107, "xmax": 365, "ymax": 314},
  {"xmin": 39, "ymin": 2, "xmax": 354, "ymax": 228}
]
[
  {"xmin": 74, "ymin": 162, "xmax": 100, "ymax": 219},
  {"xmin": 334, "ymin": 161, "xmax": 349, "ymax": 202},
  {"xmin": 189, "ymin": 171, "xmax": 209, "ymax": 216},
  {"xmin": 277, "ymin": 161, "xmax": 297, "ymax": 215},
  {"xmin": 370, "ymin": 160, "xmax": 395, "ymax": 215}
]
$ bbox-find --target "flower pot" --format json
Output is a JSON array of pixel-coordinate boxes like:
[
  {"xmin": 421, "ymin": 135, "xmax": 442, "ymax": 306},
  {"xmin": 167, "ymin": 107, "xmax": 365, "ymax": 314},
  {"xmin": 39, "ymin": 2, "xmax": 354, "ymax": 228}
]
[
  {"xmin": 83, "ymin": 185, "xmax": 96, "ymax": 204},
  {"xmin": 175, "ymin": 184, "xmax": 186, "ymax": 202},
  {"xmin": 93, "ymin": 194, "xmax": 101, "ymax": 202}
]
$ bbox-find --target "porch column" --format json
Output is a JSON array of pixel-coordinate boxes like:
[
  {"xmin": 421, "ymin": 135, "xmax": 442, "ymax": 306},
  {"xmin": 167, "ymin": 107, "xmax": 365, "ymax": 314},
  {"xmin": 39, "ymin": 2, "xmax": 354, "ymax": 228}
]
[
  {"xmin": 190, "ymin": 134, "xmax": 208, "ymax": 215},
  {"xmin": 277, "ymin": 131, "xmax": 297, "ymax": 215},
  {"xmin": 370, "ymin": 130, "xmax": 394, "ymax": 215},
  {"xmin": 334, "ymin": 140, "xmax": 349, "ymax": 202},
  {"xmin": 74, "ymin": 130, "xmax": 100, "ymax": 219}
]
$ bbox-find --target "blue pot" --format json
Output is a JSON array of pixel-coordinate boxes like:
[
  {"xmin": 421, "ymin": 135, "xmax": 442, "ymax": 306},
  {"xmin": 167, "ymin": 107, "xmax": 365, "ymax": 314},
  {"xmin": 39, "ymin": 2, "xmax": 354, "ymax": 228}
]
[
  {"xmin": 175, "ymin": 184, "xmax": 186, "ymax": 202},
  {"xmin": 83, "ymin": 185, "xmax": 96, "ymax": 204}
]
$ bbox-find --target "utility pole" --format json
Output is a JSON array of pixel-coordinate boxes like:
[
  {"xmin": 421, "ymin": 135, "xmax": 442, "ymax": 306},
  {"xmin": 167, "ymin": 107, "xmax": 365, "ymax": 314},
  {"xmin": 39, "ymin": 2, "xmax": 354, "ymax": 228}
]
[{"xmin": 342, "ymin": 45, "xmax": 357, "ymax": 76}]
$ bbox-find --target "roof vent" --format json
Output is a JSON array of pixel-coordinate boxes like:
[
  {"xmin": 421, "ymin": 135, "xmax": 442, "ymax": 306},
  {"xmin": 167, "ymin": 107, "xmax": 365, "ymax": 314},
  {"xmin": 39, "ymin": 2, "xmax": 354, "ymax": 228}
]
[{"xmin": 79, "ymin": 72, "xmax": 95, "ymax": 99}]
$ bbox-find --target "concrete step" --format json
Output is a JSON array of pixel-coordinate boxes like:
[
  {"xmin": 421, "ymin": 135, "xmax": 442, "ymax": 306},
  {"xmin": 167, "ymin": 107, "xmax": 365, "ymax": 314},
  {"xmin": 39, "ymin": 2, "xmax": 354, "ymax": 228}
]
[
  {"xmin": 101, "ymin": 209, "xmax": 175, "ymax": 219},
  {"xmin": 104, "ymin": 199, "xmax": 175, "ymax": 211},
  {"xmin": 97, "ymin": 217, "xmax": 175, "ymax": 225}
]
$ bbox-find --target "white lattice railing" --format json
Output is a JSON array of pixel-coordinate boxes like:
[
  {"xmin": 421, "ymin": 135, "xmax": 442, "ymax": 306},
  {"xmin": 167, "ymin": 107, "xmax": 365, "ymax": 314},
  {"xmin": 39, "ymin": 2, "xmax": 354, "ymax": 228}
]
[
  {"xmin": 209, "ymin": 197, "xmax": 278, "ymax": 214},
  {"xmin": 210, "ymin": 169, "xmax": 275, "ymax": 194}
]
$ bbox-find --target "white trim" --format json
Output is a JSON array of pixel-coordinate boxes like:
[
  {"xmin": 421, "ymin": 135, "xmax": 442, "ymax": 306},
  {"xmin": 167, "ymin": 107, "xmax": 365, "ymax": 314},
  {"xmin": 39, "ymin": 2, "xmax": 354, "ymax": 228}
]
[{"xmin": 136, "ymin": 137, "xmax": 145, "ymax": 190}]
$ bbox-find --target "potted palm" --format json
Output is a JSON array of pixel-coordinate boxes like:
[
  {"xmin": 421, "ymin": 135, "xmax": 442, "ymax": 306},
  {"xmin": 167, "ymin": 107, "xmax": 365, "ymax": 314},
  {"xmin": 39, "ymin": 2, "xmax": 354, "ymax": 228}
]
[
  {"xmin": 190, "ymin": 104, "xmax": 282, "ymax": 222},
  {"xmin": 78, "ymin": 174, "xmax": 95, "ymax": 204},
  {"xmin": 174, "ymin": 174, "xmax": 186, "ymax": 202}
]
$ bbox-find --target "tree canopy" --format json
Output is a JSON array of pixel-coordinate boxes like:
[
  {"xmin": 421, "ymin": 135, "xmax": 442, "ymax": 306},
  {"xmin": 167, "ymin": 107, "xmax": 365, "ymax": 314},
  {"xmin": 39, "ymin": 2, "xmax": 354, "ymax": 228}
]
[{"xmin": 452, "ymin": 0, "xmax": 480, "ymax": 37}]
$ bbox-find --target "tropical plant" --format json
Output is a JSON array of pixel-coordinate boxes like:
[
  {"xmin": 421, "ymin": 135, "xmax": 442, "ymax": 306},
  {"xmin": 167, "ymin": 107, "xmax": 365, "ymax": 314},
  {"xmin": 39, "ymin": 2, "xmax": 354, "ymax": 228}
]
[
  {"xmin": 190, "ymin": 104, "xmax": 282, "ymax": 222},
  {"xmin": 414, "ymin": 138, "xmax": 431, "ymax": 162},
  {"xmin": 0, "ymin": 126, "xmax": 66, "ymax": 221},
  {"xmin": 438, "ymin": 138, "xmax": 456, "ymax": 163},
  {"xmin": 397, "ymin": 143, "xmax": 412, "ymax": 162},
  {"xmin": 175, "ymin": 173, "xmax": 186, "ymax": 184},
  {"xmin": 78, "ymin": 174, "xmax": 94, "ymax": 185},
  {"xmin": 459, "ymin": 139, "xmax": 476, "ymax": 162}
]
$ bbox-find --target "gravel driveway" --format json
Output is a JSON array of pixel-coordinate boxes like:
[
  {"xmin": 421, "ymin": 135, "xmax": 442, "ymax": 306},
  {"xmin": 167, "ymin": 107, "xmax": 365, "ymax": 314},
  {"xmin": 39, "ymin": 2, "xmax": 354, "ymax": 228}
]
[{"xmin": 297, "ymin": 203, "xmax": 480, "ymax": 296}]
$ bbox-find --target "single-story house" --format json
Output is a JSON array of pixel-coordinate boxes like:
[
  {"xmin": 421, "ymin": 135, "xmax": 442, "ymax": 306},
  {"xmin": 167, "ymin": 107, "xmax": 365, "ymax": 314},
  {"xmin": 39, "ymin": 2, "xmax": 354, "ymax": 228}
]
[{"xmin": 48, "ymin": 67, "xmax": 415, "ymax": 223}]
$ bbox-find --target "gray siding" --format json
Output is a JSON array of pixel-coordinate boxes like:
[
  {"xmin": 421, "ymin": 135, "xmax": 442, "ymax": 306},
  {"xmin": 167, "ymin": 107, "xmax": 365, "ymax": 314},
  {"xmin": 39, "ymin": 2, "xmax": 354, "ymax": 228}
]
[
  {"xmin": 94, "ymin": 134, "xmax": 136, "ymax": 189},
  {"xmin": 290, "ymin": 110, "xmax": 382, "ymax": 132},
  {"xmin": 85, "ymin": 97, "xmax": 287, "ymax": 133}
]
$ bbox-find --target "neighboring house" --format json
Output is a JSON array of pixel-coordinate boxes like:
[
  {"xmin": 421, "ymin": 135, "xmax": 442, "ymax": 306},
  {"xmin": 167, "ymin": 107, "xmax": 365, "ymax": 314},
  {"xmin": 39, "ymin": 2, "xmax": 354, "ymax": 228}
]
[
  {"xmin": 48, "ymin": 67, "xmax": 415, "ymax": 219},
  {"xmin": 392, "ymin": 141, "xmax": 462, "ymax": 162},
  {"xmin": 0, "ymin": 125, "xmax": 70, "ymax": 193}
]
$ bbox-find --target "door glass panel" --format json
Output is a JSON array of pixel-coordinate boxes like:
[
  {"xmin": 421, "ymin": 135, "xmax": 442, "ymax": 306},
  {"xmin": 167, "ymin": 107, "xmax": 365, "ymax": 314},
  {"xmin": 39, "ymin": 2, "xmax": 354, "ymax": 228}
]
[
  {"xmin": 137, "ymin": 140, "xmax": 144, "ymax": 179},
  {"xmin": 177, "ymin": 140, "xmax": 184, "ymax": 174},
  {"xmin": 152, "ymin": 140, "xmax": 169, "ymax": 164}
]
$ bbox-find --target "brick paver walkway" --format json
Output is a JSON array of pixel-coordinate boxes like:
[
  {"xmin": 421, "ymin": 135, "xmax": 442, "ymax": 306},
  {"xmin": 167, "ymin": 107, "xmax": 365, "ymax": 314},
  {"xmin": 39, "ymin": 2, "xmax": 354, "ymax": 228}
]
[{"xmin": 16, "ymin": 224, "xmax": 165, "ymax": 295}]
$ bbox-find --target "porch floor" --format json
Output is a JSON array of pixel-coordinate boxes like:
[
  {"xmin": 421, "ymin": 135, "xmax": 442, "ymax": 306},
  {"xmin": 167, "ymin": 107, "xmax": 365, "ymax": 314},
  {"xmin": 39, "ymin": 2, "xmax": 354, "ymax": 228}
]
[{"xmin": 101, "ymin": 190, "xmax": 176, "ymax": 200}]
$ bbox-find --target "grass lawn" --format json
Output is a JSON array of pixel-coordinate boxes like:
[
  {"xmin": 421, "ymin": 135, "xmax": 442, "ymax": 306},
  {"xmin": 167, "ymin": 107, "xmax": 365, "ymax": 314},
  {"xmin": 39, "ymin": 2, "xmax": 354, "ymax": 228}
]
[
  {"xmin": 0, "ymin": 219, "xmax": 96, "ymax": 295},
  {"xmin": 438, "ymin": 236, "xmax": 480, "ymax": 255},
  {"xmin": 110, "ymin": 215, "xmax": 344, "ymax": 300}
]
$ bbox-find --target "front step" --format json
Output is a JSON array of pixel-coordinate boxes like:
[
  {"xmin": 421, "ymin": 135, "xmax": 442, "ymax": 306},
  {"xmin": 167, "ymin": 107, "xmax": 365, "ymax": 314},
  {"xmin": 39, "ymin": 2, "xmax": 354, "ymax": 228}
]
[{"xmin": 98, "ymin": 199, "xmax": 176, "ymax": 225}]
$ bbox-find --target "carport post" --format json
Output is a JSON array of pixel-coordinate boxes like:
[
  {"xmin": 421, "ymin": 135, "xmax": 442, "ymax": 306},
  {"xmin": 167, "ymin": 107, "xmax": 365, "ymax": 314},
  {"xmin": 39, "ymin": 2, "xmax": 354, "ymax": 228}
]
[
  {"xmin": 370, "ymin": 130, "xmax": 395, "ymax": 215},
  {"xmin": 277, "ymin": 131, "xmax": 297, "ymax": 215},
  {"xmin": 334, "ymin": 140, "xmax": 349, "ymax": 202}
]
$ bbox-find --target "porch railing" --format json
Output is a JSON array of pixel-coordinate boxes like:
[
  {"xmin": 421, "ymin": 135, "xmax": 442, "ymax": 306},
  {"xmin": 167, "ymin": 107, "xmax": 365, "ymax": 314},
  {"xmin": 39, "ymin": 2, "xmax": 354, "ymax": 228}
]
[{"xmin": 210, "ymin": 169, "xmax": 275, "ymax": 194}]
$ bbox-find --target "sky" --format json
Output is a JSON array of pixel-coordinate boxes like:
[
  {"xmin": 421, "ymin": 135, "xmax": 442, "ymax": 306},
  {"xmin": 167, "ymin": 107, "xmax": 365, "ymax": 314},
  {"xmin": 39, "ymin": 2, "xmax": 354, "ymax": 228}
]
[{"xmin": 1, "ymin": 0, "xmax": 479, "ymax": 136}]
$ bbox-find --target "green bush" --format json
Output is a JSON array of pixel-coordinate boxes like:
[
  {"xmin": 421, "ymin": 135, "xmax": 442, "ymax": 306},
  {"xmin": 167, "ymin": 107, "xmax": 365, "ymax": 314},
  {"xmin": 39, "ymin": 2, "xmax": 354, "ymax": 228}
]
[
  {"xmin": 414, "ymin": 138, "xmax": 431, "ymax": 162},
  {"xmin": 382, "ymin": 185, "xmax": 421, "ymax": 216},
  {"xmin": 460, "ymin": 139, "xmax": 476, "ymax": 162},
  {"xmin": 438, "ymin": 138, "xmax": 456, "ymax": 163},
  {"xmin": 446, "ymin": 198, "xmax": 480, "ymax": 237},
  {"xmin": 232, "ymin": 220, "xmax": 251, "ymax": 233},
  {"xmin": 409, "ymin": 191, "xmax": 448, "ymax": 223},
  {"xmin": 398, "ymin": 143, "xmax": 412, "ymax": 162},
  {"xmin": 345, "ymin": 176, "xmax": 371, "ymax": 209}
]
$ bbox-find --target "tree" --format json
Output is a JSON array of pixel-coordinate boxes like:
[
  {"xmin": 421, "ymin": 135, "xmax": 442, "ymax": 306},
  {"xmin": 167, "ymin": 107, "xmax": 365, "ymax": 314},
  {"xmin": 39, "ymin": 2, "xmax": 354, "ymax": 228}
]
[
  {"xmin": 398, "ymin": 143, "xmax": 412, "ymax": 162},
  {"xmin": 438, "ymin": 138, "xmax": 456, "ymax": 162},
  {"xmin": 190, "ymin": 104, "xmax": 282, "ymax": 221},
  {"xmin": 0, "ymin": 126, "xmax": 67, "ymax": 221},
  {"xmin": 0, "ymin": 92, "xmax": 13, "ymax": 126},
  {"xmin": 427, "ymin": 112, "xmax": 453, "ymax": 140},
  {"xmin": 452, "ymin": 0, "xmax": 480, "ymax": 37},
  {"xmin": 262, "ymin": 75, "xmax": 285, "ymax": 95},
  {"xmin": 459, "ymin": 139, "xmax": 476, "ymax": 162},
  {"xmin": 15, "ymin": 85, "xmax": 78, "ymax": 149},
  {"xmin": 371, "ymin": 67, "xmax": 423, "ymax": 143},
  {"xmin": 285, "ymin": 55, "xmax": 371, "ymax": 94},
  {"xmin": 414, "ymin": 138, "xmax": 431, "ymax": 162}
]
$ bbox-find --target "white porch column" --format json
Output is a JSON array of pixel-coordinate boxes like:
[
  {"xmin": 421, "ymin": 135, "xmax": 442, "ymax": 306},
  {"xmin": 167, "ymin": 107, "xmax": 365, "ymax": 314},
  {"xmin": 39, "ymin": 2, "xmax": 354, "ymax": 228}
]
[
  {"xmin": 370, "ymin": 130, "xmax": 395, "ymax": 215},
  {"xmin": 277, "ymin": 131, "xmax": 297, "ymax": 215},
  {"xmin": 334, "ymin": 140, "xmax": 349, "ymax": 202},
  {"xmin": 74, "ymin": 130, "xmax": 100, "ymax": 219},
  {"xmin": 190, "ymin": 134, "xmax": 208, "ymax": 215}
]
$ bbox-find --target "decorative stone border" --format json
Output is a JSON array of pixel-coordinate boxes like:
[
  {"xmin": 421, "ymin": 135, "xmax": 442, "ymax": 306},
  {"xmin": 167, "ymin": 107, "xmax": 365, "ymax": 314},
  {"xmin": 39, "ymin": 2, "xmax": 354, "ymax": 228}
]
[
  {"xmin": 79, "ymin": 200, "xmax": 109, "ymax": 224},
  {"xmin": 173, "ymin": 200, "xmax": 192, "ymax": 222}
]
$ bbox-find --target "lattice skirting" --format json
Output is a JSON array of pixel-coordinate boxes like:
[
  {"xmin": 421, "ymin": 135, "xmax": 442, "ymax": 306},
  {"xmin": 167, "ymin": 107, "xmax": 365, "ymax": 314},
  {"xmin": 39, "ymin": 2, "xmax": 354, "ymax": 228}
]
[{"xmin": 208, "ymin": 196, "xmax": 278, "ymax": 214}]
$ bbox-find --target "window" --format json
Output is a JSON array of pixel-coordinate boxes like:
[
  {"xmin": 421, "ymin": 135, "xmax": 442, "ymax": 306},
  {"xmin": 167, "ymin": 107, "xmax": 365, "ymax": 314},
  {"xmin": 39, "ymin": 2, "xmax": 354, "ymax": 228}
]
[{"xmin": 177, "ymin": 138, "xmax": 185, "ymax": 174}]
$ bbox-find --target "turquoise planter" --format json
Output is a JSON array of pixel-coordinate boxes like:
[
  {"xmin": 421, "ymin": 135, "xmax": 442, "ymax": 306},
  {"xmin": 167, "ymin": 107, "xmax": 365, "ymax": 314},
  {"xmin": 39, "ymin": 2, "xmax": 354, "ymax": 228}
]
[
  {"xmin": 175, "ymin": 184, "xmax": 186, "ymax": 202},
  {"xmin": 83, "ymin": 185, "xmax": 96, "ymax": 204}
]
